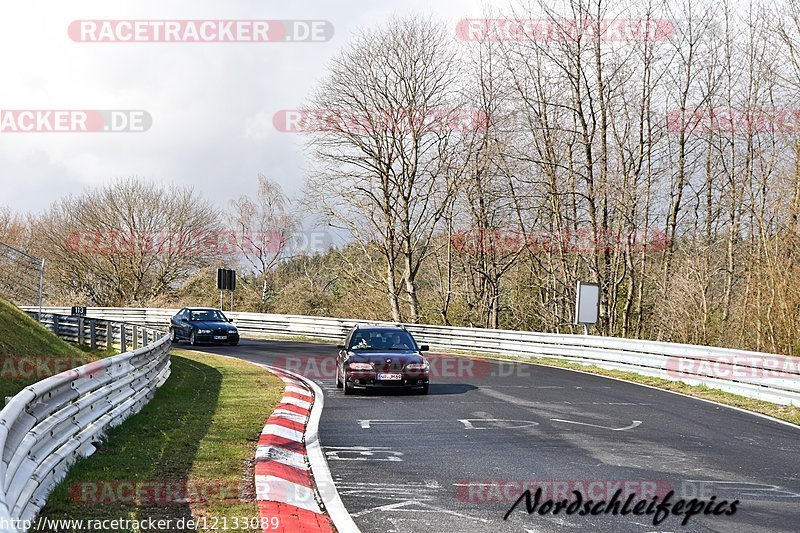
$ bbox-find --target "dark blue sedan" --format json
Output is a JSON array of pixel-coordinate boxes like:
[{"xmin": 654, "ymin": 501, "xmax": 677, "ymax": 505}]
[{"xmin": 170, "ymin": 307, "xmax": 240, "ymax": 346}]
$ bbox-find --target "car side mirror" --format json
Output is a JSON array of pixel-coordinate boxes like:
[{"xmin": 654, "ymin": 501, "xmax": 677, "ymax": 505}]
[
  {"xmin": 229, "ymin": 319, "xmax": 234, "ymax": 323},
  {"xmin": 336, "ymin": 344, "xmax": 346, "ymax": 350},
  {"xmin": 419, "ymin": 345, "xmax": 429, "ymax": 352}
]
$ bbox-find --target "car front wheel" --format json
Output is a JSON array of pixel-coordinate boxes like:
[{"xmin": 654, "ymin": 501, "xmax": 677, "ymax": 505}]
[
  {"xmin": 343, "ymin": 374, "xmax": 354, "ymax": 395},
  {"xmin": 336, "ymin": 364, "xmax": 343, "ymax": 388},
  {"xmin": 189, "ymin": 331, "xmax": 197, "ymax": 346}
]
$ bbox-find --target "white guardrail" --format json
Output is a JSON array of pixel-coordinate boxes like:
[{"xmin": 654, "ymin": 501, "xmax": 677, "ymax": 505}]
[
  {"xmin": 21, "ymin": 307, "xmax": 800, "ymax": 408},
  {"xmin": 0, "ymin": 311, "xmax": 170, "ymax": 532}
]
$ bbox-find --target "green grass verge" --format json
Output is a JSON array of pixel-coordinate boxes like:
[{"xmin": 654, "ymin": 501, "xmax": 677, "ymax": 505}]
[
  {"xmin": 445, "ymin": 350, "xmax": 800, "ymax": 426},
  {"xmin": 39, "ymin": 349, "xmax": 284, "ymax": 532},
  {"xmin": 0, "ymin": 298, "xmax": 97, "ymax": 399}
]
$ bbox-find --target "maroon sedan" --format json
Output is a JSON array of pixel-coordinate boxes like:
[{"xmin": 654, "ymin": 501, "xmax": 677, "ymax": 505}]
[{"xmin": 335, "ymin": 326, "xmax": 430, "ymax": 395}]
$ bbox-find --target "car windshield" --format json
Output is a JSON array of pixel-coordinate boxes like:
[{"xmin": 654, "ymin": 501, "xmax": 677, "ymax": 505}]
[
  {"xmin": 189, "ymin": 310, "xmax": 226, "ymax": 322},
  {"xmin": 350, "ymin": 330, "xmax": 416, "ymax": 350}
]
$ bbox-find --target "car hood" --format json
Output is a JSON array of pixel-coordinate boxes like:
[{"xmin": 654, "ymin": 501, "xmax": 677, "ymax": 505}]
[
  {"xmin": 346, "ymin": 351, "xmax": 424, "ymax": 365},
  {"xmin": 190, "ymin": 321, "xmax": 237, "ymax": 330}
]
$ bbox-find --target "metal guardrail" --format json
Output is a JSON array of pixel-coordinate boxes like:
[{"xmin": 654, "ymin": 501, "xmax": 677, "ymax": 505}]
[
  {"xmin": 0, "ymin": 312, "xmax": 171, "ymax": 532},
  {"xmin": 22, "ymin": 307, "xmax": 800, "ymax": 407}
]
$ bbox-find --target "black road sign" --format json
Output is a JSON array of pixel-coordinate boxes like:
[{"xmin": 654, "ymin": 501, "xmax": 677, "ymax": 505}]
[{"xmin": 217, "ymin": 268, "xmax": 237, "ymax": 291}]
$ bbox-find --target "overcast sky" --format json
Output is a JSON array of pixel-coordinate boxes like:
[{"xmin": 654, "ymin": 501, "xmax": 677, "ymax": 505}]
[{"xmin": 0, "ymin": 0, "xmax": 500, "ymax": 217}]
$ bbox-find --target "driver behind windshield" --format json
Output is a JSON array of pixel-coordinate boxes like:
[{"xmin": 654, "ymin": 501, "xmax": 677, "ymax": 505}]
[{"xmin": 389, "ymin": 333, "xmax": 410, "ymax": 349}]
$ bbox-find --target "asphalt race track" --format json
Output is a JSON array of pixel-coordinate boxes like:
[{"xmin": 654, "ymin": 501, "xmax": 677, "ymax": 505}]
[{"xmin": 186, "ymin": 338, "xmax": 800, "ymax": 533}]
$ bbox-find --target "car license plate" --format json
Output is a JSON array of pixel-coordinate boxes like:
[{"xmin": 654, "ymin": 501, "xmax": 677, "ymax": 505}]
[
  {"xmin": 213, "ymin": 335, "xmax": 227, "ymax": 340},
  {"xmin": 377, "ymin": 373, "xmax": 402, "ymax": 381}
]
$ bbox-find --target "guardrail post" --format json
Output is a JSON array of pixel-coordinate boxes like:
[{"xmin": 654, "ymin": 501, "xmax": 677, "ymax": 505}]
[
  {"xmin": 120, "ymin": 324, "xmax": 127, "ymax": 352},
  {"xmin": 52, "ymin": 314, "xmax": 59, "ymax": 336},
  {"xmin": 90, "ymin": 320, "xmax": 97, "ymax": 349},
  {"xmin": 132, "ymin": 325, "xmax": 139, "ymax": 349},
  {"xmin": 106, "ymin": 322, "xmax": 112, "ymax": 349},
  {"xmin": 142, "ymin": 329, "xmax": 148, "ymax": 346},
  {"xmin": 78, "ymin": 317, "xmax": 85, "ymax": 345}
]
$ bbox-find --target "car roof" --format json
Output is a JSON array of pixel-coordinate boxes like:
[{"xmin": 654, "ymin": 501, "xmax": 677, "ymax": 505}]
[
  {"xmin": 354, "ymin": 326, "xmax": 408, "ymax": 332},
  {"xmin": 184, "ymin": 307, "xmax": 222, "ymax": 311}
]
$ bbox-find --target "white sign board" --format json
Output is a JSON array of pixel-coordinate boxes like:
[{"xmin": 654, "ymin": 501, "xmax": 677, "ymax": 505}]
[{"xmin": 574, "ymin": 281, "xmax": 599, "ymax": 325}]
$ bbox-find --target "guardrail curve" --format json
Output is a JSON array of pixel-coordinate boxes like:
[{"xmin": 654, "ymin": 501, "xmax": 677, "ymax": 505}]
[{"xmin": 0, "ymin": 312, "xmax": 171, "ymax": 532}]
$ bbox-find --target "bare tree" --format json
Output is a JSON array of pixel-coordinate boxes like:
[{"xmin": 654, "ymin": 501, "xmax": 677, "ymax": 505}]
[
  {"xmin": 302, "ymin": 16, "xmax": 461, "ymax": 322},
  {"xmin": 33, "ymin": 178, "xmax": 221, "ymax": 306},
  {"xmin": 228, "ymin": 174, "xmax": 297, "ymax": 311},
  {"xmin": 0, "ymin": 206, "xmax": 31, "ymax": 249}
]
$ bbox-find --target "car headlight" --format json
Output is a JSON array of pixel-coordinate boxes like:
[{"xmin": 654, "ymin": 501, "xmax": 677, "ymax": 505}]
[
  {"xmin": 405, "ymin": 363, "xmax": 429, "ymax": 372},
  {"xmin": 229, "ymin": 328, "xmax": 238, "ymax": 334},
  {"xmin": 198, "ymin": 329, "xmax": 212, "ymax": 334},
  {"xmin": 348, "ymin": 362, "xmax": 374, "ymax": 371}
]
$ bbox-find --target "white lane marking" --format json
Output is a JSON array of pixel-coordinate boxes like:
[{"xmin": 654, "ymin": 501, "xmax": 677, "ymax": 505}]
[
  {"xmin": 477, "ymin": 388, "xmax": 643, "ymax": 431},
  {"xmin": 255, "ymin": 445, "xmax": 307, "ymax": 469},
  {"xmin": 281, "ymin": 396, "xmax": 311, "ymax": 409},
  {"xmin": 336, "ymin": 480, "xmax": 440, "ymax": 488},
  {"xmin": 470, "ymin": 352, "xmax": 800, "ymax": 431},
  {"xmin": 486, "ymin": 385, "xmax": 563, "ymax": 389},
  {"xmin": 334, "ymin": 481, "xmax": 442, "ymax": 501},
  {"xmin": 682, "ymin": 480, "xmax": 800, "ymax": 499},
  {"xmin": 540, "ymin": 516, "xmax": 580, "ymax": 528},
  {"xmin": 254, "ymin": 475, "xmax": 321, "ymax": 513},
  {"xmin": 261, "ymin": 423, "xmax": 304, "ymax": 441},
  {"xmin": 458, "ymin": 419, "xmax": 540, "ymax": 430},
  {"xmin": 350, "ymin": 500, "xmax": 489, "ymax": 522},
  {"xmin": 550, "ymin": 418, "xmax": 642, "ymax": 431},
  {"xmin": 325, "ymin": 446, "xmax": 403, "ymax": 461},
  {"xmin": 358, "ymin": 419, "xmax": 437, "ymax": 429}
]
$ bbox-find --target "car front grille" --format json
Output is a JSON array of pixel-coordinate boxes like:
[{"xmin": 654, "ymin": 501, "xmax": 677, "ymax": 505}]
[{"xmin": 372, "ymin": 363, "xmax": 404, "ymax": 372}]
